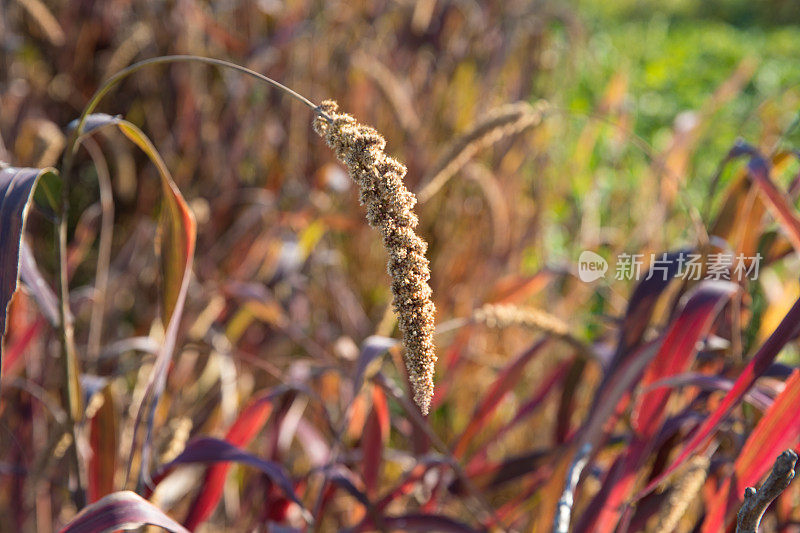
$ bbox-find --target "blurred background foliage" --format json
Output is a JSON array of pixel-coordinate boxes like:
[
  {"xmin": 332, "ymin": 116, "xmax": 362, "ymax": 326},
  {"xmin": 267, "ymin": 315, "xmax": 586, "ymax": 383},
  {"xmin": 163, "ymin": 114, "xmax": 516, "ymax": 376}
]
[{"xmin": 2, "ymin": 0, "xmax": 800, "ymax": 530}]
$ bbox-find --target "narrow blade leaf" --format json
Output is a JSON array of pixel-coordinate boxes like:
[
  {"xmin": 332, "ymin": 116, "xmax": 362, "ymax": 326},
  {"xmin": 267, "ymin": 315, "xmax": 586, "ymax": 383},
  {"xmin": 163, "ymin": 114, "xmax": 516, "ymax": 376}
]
[
  {"xmin": 0, "ymin": 167, "xmax": 55, "ymax": 363},
  {"xmin": 155, "ymin": 437, "xmax": 305, "ymax": 513},
  {"xmin": 638, "ymin": 294, "xmax": 800, "ymax": 499},
  {"xmin": 180, "ymin": 389, "xmax": 281, "ymax": 529},
  {"xmin": 701, "ymin": 368, "xmax": 800, "ymax": 532},
  {"xmin": 588, "ymin": 282, "xmax": 735, "ymax": 533},
  {"xmin": 58, "ymin": 491, "xmax": 188, "ymax": 533}
]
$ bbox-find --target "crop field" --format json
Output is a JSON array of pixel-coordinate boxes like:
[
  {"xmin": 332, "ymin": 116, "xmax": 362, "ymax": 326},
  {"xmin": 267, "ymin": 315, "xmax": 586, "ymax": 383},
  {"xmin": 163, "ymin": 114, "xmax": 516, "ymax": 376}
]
[{"xmin": 0, "ymin": 1, "xmax": 799, "ymax": 531}]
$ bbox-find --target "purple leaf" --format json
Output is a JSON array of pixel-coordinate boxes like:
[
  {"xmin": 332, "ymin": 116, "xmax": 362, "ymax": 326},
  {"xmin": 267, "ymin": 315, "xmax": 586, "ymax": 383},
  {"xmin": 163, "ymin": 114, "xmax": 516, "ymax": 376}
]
[
  {"xmin": 1, "ymin": 167, "xmax": 54, "ymax": 363},
  {"xmin": 152, "ymin": 437, "xmax": 308, "ymax": 521},
  {"xmin": 58, "ymin": 491, "xmax": 188, "ymax": 533}
]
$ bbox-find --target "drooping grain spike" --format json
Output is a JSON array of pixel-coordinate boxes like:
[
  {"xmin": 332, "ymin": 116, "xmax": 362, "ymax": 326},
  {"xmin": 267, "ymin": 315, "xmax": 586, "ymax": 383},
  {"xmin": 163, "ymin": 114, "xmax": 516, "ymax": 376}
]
[
  {"xmin": 473, "ymin": 303, "xmax": 593, "ymax": 358},
  {"xmin": 652, "ymin": 456, "xmax": 709, "ymax": 533},
  {"xmin": 313, "ymin": 100, "xmax": 437, "ymax": 414},
  {"xmin": 418, "ymin": 100, "xmax": 548, "ymax": 203}
]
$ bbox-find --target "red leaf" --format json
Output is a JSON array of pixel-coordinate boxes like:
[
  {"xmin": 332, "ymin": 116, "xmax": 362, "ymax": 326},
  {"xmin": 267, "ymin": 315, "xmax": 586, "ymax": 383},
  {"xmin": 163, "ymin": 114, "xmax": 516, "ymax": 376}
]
[
  {"xmin": 1, "ymin": 317, "xmax": 43, "ymax": 376},
  {"xmin": 701, "ymin": 368, "xmax": 800, "ymax": 532},
  {"xmin": 87, "ymin": 384, "xmax": 118, "ymax": 503},
  {"xmin": 643, "ymin": 372, "xmax": 776, "ymax": 412},
  {"xmin": 181, "ymin": 389, "xmax": 280, "ymax": 529},
  {"xmin": 578, "ymin": 251, "xmax": 693, "ymax": 457},
  {"xmin": 586, "ymin": 282, "xmax": 735, "ymax": 533},
  {"xmin": 637, "ymin": 294, "xmax": 800, "ymax": 500},
  {"xmin": 746, "ymin": 154, "xmax": 800, "ymax": 253},
  {"xmin": 634, "ymin": 282, "xmax": 737, "ymax": 436},
  {"xmin": 734, "ymin": 370, "xmax": 800, "ymax": 488},
  {"xmin": 362, "ymin": 384, "xmax": 390, "ymax": 496}
]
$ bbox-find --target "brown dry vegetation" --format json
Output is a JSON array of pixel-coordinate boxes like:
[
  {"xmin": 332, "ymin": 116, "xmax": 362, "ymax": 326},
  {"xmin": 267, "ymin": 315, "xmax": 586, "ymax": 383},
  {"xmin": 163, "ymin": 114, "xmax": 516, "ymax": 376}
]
[{"xmin": 1, "ymin": 1, "xmax": 799, "ymax": 532}]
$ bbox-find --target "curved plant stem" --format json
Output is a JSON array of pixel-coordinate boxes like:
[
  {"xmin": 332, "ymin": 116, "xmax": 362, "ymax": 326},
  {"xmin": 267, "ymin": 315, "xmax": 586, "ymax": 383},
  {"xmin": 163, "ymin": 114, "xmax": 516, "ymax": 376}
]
[
  {"xmin": 82, "ymin": 137, "xmax": 114, "ymax": 367},
  {"xmin": 52, "ymin": 54, "xmax": 327, "ymax": 509},
  {"xmin": 62, "ymin": 54, "xmax": 331, "ymax": 213},
  {"xmin": 56, "ymin": 191, "xmax": 86, "ymax": 508},
  {"xmin": 50, "ymin": 55, "xmax": 330, "ymax": 509},
  {"xmin": 69, "ymin": 54, "xmax": 328, "ymax": 162}
]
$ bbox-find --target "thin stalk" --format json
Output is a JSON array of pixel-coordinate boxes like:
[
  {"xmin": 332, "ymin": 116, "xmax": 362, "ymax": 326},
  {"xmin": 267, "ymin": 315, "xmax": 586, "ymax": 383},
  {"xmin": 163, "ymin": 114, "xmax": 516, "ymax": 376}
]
[
  {"xmin": 56, "ymin": 182, "xmax": 86, "ymax": 508},
  {"xmin": 62, "ymin": 54, "xmax": 330, "ymax": 211},
  {"xmin": 68, "ymin": 55, "xmax": 328, "ymax": 164},
  {"xmin": 82, "ymin": 137, "xmax": 114, "ymax": 366}
]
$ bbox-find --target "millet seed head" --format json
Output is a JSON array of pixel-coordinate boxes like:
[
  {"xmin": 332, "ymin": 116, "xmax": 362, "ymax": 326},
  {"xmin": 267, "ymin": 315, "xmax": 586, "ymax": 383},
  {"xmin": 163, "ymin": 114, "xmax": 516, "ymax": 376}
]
[{"xmin": 313, "ymin": 100, "xmax": 437, "ymax": 414}]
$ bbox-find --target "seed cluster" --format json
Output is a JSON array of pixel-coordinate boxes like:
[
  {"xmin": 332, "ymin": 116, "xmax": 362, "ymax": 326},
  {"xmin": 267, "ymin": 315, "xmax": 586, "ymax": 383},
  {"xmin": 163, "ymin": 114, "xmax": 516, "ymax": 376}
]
[
  {"xmin": 474, "ymin": 303, "xmax": 593, "ymax": 358},
  {"xmin": 652, "ymin": 456, "xmax": 709, "ymax": 533},
  {"xmin": 474, "ymin": 303, "xmax": 570, "ymax": 336},
  {"xmin": 418, "ymin": 100, "xmax": 548, "ymax": 203},
  {"xmin": 313, "ymin": 100, "xmax": 437, "ymax": 414}
]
